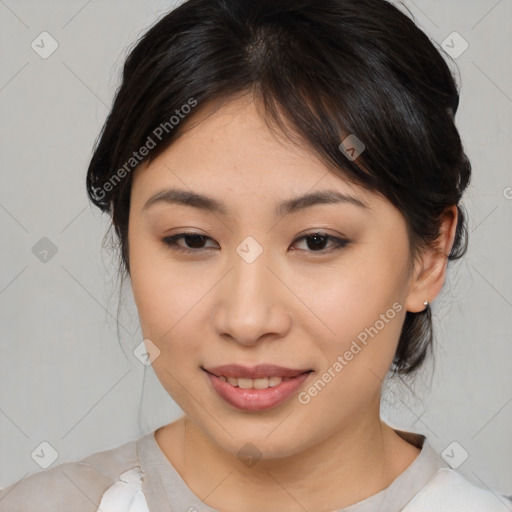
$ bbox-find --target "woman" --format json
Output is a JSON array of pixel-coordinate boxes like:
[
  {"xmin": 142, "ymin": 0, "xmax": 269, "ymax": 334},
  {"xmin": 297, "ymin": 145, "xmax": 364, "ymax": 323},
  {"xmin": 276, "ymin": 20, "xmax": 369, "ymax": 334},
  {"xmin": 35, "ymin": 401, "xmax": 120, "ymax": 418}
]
[{"xmin": 1, "ymin": 0, "xmax": 510, "ymax": 510}]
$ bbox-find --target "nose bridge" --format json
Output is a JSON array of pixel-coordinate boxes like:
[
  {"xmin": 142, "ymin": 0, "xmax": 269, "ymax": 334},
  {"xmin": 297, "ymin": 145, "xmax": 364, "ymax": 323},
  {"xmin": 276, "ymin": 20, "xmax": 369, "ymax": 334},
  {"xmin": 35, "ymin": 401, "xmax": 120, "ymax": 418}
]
[{"xmin": 213, "ymin": 243, "xmax": 290, "ymax": 345}]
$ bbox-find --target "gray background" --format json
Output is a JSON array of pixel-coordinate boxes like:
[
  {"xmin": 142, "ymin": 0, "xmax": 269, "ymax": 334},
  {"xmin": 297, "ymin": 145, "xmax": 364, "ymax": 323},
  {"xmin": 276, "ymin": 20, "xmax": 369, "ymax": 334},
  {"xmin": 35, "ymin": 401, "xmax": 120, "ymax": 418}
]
[{"xmin": 1, "ymin": 0, "xmax": 511, "ymax": 499}]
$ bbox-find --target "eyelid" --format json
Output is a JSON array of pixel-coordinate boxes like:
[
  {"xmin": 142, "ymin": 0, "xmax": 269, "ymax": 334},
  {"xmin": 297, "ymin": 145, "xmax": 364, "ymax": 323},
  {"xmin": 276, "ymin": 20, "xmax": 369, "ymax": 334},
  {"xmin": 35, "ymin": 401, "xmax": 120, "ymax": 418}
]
[
  {"xmin": 162, "ymin": 231, "xmax": 349, "ymax": 254},
  {"xmin": 162, "ymin": 232, "xmax": 219, "ymax": 253},
  {"xmin": 290, "ymin": 232, "xmax": 349, "ymax": 252}
]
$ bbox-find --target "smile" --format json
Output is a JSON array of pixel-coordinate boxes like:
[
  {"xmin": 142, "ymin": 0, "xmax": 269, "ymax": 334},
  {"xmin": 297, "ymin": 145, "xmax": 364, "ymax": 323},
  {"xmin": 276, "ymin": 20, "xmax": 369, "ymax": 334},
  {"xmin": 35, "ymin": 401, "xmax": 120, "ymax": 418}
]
[
  {"xmin": 202, "ymin": 364, "xmax": 313, "ymax": 412},
  {"xmin": 217, "ymin": 375, "xmax": 285, "ymax": 389}
]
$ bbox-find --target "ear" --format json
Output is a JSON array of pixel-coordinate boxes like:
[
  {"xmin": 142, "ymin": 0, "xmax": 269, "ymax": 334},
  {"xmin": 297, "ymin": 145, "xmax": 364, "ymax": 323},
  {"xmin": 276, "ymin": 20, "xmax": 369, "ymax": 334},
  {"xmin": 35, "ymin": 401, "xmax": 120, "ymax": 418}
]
[{"xmin": 405, "ymin": 206, "xmax": 458, "ymax": 313}]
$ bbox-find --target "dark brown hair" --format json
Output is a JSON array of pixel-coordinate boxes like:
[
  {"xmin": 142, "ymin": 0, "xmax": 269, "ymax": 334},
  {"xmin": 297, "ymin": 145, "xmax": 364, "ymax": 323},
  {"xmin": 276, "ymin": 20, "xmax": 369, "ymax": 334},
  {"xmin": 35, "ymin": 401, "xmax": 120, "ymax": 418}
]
[{"xmin": 86, "ymin": 0, "xmax": 470, "ymax": 375}]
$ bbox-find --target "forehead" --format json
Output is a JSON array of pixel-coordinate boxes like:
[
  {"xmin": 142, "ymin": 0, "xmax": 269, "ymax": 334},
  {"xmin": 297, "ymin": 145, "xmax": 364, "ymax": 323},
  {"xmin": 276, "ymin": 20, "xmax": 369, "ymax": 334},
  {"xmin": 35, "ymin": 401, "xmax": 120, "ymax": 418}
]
[{"xmin": 130, "ymin": 95, "xmax": 389, "ymax": 219}]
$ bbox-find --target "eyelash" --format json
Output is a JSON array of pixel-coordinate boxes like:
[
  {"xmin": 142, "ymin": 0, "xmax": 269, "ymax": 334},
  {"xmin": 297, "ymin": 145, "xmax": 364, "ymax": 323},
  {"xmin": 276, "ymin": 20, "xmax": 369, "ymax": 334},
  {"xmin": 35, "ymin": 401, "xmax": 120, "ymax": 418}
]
[{"xmin": 161, "ymin": 232, "xmax": 349, "ymax": 255}]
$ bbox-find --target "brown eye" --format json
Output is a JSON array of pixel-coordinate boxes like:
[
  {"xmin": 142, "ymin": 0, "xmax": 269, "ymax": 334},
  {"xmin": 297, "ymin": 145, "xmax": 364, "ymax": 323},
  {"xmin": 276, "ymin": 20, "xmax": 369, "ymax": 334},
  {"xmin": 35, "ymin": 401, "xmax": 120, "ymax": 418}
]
[
  {"xmin": 292, "ymin": 232, "xmax": 349, "ymax": 253},
  {"xmin": 162, "ymin": 231, "xmax": 349, "ymax": 255},
  {"xmin": 305, "ymin": 234, "xmax": 329, "ymax": 251},
  {"xmin": 162, "ymin": 233, "xmax": 219, "ymax": 252},
  {"xmin": 181, "ymin": 234, "xmax": 208, "ymax": 249}
]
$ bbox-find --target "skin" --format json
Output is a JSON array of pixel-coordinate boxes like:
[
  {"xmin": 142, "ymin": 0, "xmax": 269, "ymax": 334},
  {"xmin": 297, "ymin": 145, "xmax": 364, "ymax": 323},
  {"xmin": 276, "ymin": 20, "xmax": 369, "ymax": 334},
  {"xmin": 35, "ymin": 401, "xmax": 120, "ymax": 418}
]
[{"xmin": 128, "ymin": 94, "xmax": 458, "ymax": 511}]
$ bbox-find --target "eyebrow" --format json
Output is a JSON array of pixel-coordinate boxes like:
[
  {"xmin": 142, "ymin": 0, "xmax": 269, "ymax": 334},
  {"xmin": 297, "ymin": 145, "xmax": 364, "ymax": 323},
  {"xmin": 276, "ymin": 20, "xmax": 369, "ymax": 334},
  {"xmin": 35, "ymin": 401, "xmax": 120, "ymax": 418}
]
[{"xmin": 142, "ymin": 187, "xmax": 369, "ymax": 217}]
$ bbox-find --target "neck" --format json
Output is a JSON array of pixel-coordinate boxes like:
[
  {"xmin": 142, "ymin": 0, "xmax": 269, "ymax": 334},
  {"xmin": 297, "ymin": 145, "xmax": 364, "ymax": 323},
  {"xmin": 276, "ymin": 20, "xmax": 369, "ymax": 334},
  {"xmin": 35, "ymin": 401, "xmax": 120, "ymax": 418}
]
[{"xmin": 157, "ymin": 407, "xmax": 420, "ymax": 511}]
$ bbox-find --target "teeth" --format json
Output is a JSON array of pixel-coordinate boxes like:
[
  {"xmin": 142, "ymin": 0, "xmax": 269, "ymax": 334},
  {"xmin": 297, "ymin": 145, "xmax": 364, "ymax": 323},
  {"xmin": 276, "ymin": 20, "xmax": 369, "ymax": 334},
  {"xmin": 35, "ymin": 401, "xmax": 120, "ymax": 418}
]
[
  {"xmin": 219, "ymin": 375, "xmax": 284, "ymax": 389},
  {"xmin": 253, "ymin": 378, "xmax": 269, "ymax": 389},
  {"xmin": 238, "ymin": 378, "xmax": 253, "ymax": 389},
  {"xmin": 268, "ymin": 376, "xmax": 283, "ymax": 387}
]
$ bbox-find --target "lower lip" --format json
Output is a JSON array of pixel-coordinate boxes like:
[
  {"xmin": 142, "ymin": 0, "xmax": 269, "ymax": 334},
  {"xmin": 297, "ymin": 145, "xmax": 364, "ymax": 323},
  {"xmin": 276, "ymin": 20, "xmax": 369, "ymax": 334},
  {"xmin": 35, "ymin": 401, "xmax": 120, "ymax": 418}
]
[{"xmin": 205, "ymin": 371, "xmax": 312, "ymax": 412}]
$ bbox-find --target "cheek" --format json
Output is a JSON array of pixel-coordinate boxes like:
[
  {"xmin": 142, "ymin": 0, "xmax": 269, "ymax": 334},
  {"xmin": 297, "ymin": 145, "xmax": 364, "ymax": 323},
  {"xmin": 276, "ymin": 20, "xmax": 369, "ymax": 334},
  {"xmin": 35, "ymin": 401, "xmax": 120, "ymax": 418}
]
[
  {"xmin": 301, "ymin": 244, "xmax": 409, "ymax": 379},
  {"xmin": 129, "ymin": 228, "xmax": 196, "ymax": 342},
  {"xmin": 295, "ymin": 275, "xmax": 406, "ymax": 428}
]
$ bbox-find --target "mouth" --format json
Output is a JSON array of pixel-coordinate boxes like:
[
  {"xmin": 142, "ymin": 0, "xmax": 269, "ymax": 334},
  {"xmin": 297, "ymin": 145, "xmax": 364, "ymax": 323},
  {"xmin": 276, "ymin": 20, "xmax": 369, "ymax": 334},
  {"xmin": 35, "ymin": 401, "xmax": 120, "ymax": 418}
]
[{"xmin": 202, "ymin": 364, "xmax": 314, "ymax": 411}]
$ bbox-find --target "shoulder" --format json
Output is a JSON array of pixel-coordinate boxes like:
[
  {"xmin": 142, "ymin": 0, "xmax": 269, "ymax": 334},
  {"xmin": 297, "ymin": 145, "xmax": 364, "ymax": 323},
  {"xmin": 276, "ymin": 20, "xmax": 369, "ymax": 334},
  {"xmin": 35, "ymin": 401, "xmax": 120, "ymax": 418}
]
[
  {"xmin": 404, "ymin": 467, "xmax": 512, "ymax": 512},
  {"xmin": 0, "ymin": 436, "xmax": 141, "ymax": 512}
]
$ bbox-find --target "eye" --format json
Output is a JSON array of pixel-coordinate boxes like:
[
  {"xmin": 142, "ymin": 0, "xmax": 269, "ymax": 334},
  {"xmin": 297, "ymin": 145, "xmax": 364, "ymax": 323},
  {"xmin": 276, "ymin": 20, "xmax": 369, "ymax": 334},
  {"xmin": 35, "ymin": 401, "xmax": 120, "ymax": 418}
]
[
  {"xmin": 162, "ymin": 231, "xmax": 349, "ymax": 254},
  {"xmin": 162, "ymin": 233, "xmax": 219, "ymax": 253},
  {"xmin": 291, "ymin": 232, "xmax": 349, "ymax": 253}
]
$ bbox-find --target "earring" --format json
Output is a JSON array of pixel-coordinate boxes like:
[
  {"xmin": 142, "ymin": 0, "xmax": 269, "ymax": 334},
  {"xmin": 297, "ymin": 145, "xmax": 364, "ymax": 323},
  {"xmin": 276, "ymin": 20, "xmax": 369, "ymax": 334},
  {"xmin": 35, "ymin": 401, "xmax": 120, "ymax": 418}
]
[{"xmin": 423, "ymin": 300, "xmax": 429, "ymax": 309}]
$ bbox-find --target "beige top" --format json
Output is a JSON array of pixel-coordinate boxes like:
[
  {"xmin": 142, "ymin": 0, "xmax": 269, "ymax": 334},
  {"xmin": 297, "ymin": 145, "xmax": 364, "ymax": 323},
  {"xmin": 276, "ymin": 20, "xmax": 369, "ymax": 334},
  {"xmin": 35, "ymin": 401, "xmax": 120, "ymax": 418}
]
[{"xmin": 0, "ymin": 428, "xmax": 510, "ymax": 511}]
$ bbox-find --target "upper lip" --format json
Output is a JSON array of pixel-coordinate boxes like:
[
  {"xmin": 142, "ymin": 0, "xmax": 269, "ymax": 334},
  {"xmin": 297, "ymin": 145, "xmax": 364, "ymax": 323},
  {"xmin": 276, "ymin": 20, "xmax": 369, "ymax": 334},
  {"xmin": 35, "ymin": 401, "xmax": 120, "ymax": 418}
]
[{"xmin": 203, "ymin": 364, "xmax": 313, "ymax": 379}]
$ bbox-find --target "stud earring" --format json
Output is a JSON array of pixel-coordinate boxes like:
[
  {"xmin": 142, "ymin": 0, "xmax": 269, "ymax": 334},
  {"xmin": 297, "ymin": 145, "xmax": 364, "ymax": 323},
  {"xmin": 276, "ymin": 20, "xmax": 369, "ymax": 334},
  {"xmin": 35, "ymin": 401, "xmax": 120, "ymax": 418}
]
[{"xmin": 423, "ymin": 300, "xmax": 429, "ymax": 309}]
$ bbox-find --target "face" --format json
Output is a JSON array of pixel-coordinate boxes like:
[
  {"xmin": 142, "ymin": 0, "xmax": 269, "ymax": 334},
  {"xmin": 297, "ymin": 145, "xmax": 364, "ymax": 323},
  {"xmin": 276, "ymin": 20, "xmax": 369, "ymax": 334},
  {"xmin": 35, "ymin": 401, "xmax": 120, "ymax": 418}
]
[{"xmin": 128, "ymin": 94, "xmax": 416, "ymax": 459}]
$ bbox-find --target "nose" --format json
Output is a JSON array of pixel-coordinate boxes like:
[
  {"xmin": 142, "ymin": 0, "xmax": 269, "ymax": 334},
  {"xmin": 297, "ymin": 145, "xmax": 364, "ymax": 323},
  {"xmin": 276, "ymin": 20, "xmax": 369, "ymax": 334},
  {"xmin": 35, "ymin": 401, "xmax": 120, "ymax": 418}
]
[{"xmin": 212, "ymin": 251, "xmax": 291, "ymax": 347}]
